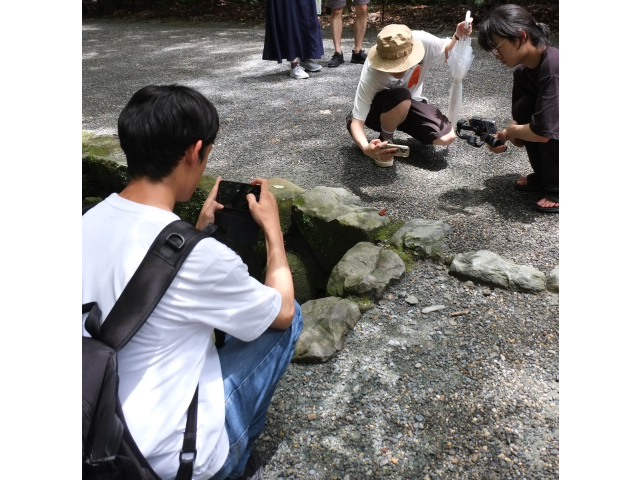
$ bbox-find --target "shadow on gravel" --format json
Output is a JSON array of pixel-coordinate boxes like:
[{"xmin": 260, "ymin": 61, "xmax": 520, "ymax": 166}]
[
  {"xmin": 438, "ymin": 174, "xmax": 542, "ymax": 223},
  {"xmin": 397, "ymin": 140, "xmax": 449, "ymax": 172}
]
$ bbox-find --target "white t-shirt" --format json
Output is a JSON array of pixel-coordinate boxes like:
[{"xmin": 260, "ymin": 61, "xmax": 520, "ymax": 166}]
[
  {"xmin": 352, "ymin": 30, "xmax": 450, "ymax": 121},
  {"xmin": 82, "ymin": 193, "xmax": 282, "ymax": 480}
]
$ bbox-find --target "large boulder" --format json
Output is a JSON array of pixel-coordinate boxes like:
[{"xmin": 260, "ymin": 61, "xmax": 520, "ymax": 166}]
[
  {"xmin": 547, "ymin": 265, "xmax": 559, "ymax": 293},
  {"xmin": 292, "ymin": 297, "xmax": 361, "ymax": 363},
  {"xmin": 449, "ymin": 250, "xmax": 547, "ymax": 293},
  {"xmin": 292, "ymin": 187, "xmax": 390, "ymax": 272},
  {"xmin": 267, "ymin": 177, "xmax": 305, "ymax": 236},
  {"xmin": 390, "ymin": 219, "xmax": 451, "ymax": 260},
  {"xmin": 326, "ymin": 242, "xmax": 405, "ymax": 300}
]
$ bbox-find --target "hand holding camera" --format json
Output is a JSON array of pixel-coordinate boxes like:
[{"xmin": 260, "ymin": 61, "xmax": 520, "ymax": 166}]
[
  {"xmin": 202, "ymin": 179, "xmax": 279, "ymax": 246},
  {"xmin": 456, "ymin": 116, "xmax": 504, "ymax": 149}
]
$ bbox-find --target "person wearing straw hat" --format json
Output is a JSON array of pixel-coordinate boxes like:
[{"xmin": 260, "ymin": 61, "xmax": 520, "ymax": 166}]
[{"xmin": 346, "ymin": 22, "xmax": 472, "ymax": 167}]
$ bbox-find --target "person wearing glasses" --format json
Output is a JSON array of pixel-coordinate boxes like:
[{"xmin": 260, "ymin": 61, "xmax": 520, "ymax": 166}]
[{"xmin": 478, "ymin": 4, "xmax": 559, "ymax": 213}]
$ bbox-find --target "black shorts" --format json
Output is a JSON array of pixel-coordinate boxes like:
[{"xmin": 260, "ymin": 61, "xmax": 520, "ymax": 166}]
[{"xmin": 364, "ymin": 88, "xmax": 452, "ymax": 144}]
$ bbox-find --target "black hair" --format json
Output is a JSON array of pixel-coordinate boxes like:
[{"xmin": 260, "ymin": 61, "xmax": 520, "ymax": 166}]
[
  {"xmin": 478, "ymin": 4, "xmax": 551, "ymax": 52},
  {"xmin": 117, "ymin": 85, "xmax": 219, "ymax": 181}
]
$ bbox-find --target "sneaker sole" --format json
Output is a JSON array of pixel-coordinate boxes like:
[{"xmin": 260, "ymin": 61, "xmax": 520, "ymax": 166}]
[
  {"xmin": 374, "ymin": 158, "xmax": 394, "ymax": 167},
  {"xmin": 302, "ymin": 65, "xmax": 322, "ymax": 72},
  {"xmin": 328, "ymin": 62, "xmax": 344, "ymax": 68}
]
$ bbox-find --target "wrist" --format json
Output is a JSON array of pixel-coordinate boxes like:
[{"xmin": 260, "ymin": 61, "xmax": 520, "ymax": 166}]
[{"xmin": 454, "ymin": 33, "xmax": 460, "ymax": 41}]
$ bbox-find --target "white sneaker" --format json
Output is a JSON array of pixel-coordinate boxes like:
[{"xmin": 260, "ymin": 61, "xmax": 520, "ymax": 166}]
[
  {"xmin": 300, "ymin": 59, "xmax": 322, "ymax": 72},
  {"xmin": 290, "ymin": 65, "xmax": 309, "ymax": 79},
  {"xmin": 374, "ymin": 158, "xmax": 394, "ymax": 167}
]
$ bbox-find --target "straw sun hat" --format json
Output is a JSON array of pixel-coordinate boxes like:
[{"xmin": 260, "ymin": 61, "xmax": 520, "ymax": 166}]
[{"xmin": 369, "ymin": 24, "xmax": 425, "ymax": 73}]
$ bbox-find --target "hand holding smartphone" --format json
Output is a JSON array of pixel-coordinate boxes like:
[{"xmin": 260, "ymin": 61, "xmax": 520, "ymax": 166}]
[
  {"xmin": 381, "ymin": 143, "xmax": 410, "ymax": 157},
  {"xmin": 216, "ymin": 180, "xmax": 261, "ymax": 210},
  {"xmin": 213, "ymin": 180, "xmax": 262, "ymax": 246}
]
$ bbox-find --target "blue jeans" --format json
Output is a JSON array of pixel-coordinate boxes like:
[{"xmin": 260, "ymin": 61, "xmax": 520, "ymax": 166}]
[{"xmin": 209, "ymin": 301, "xmax": 303, "ymax": 480}]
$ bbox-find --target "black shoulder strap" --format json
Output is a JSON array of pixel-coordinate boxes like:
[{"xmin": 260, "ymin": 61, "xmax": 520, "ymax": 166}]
[{"xmin": 99, "ymin": 219, "xmax": 209, "ymax": 352}]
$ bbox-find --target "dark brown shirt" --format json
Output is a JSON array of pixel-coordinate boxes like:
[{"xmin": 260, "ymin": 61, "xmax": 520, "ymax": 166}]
[{"xmin": 512, "ymin": 47, "xmax": 559, "ymax": 140}]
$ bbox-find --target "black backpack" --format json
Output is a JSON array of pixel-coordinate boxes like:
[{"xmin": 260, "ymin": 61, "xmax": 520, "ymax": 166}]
[{"xmin": 83, "ymin": 217, "xmax": 221, "ymax": 480}]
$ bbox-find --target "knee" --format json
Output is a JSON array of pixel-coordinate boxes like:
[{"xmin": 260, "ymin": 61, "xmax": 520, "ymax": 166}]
[
  {"xmin": 355, "ymin": 4, "xmax": 367, "ymax": 16},
  {"xmin": 331, "ymin": 8, "xmax": 342, "ymax": 19},
  {"xmin": 435, "ymin": 129, "xmax": 456, "ymax": 146}
]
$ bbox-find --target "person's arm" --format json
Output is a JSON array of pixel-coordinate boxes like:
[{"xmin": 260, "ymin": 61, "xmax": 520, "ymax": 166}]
[
  {"xmin": 444, "ymin": 19, "xmax": 473, "ymax": 61},
  {"xmin": 350, "ymin": 118, "xmax": 396, "ymax": 162},
  {"xmin": 506, "ymin": 121, "xmax": 549, "ymax": 144},
  {"xmin": 246, "ymin": 178, "xmax": 295, "ymax": 329}
]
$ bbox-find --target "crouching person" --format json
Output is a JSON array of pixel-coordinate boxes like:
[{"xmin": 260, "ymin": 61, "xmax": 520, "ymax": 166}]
[
  {"xmin": 346, "ymin": 22, "xmax": 472, "ymax": 167},
  {"xmin": 82, "ymin": 85, "xmax": 302, "ymax": 480}
]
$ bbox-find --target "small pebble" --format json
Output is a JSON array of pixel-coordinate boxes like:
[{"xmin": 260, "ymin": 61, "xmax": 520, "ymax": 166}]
[
  {"xmin": 422, "ymin": 305, "xmax": 446, "ymax": 314},
  {"xmin": 307, "ymin": 413, "xmax": 317, "ymax": 421}
]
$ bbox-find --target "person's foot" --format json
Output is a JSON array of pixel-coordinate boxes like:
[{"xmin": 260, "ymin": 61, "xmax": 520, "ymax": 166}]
[
  {"xmin": 351, "ymin": 49, "xmax": 367, "ymax": 64},
  {"xmin": 514, "ymin": 176, "xmax": 543, "ymax": 192},
  {"xmin": 290, "ymin": 65, "xmax": 309, "ymax": 79},
  {"xmin": 300, "ymin": 59, "xmax": 322, "ymax": 72},
  {"xmin": 536, "ymin": 197, "xmax": 559, "ymax": 212},
  {"xmin": 328, "ymin": 51, "xmax": 344, "ymax": 68}
]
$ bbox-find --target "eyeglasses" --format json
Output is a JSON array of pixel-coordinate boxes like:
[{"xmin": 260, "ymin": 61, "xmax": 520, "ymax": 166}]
[{"xmin": 491, "ymin": 38, "xmax": 507, "ymax": 58}]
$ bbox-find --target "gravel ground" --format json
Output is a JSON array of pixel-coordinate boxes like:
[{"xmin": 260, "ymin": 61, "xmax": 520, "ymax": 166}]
[{"xmin": 83, "ymin": 19, "xmax": 559, "ymax": 479}]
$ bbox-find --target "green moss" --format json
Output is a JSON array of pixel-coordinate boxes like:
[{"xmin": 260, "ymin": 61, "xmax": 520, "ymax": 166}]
[
  {"xmin": 82, "ymin": 197, "xmax": 103, "ymax": 209},
  {"xmin": 82, "ymin": 156, "xmax": 130, "ymax": 198},
  {"xmin": 373, "ymin": 219, "xmax": 405, "ymax": 242},
  {"xmin": 345, "ymin": 294, "xmax": 375, "ymax": 313},
  {"xmin": 82, "ymin": 131, "xmax": 124, "ymax": 159},
  {"xmin": 388, "ymin": 246, "xmax": 415, "ymax": 272}
]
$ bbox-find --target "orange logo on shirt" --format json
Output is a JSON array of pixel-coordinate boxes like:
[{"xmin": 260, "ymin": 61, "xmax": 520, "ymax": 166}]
[{"xmin": 407, "ymin": 66, "xmax": 421, "ymax": 88}]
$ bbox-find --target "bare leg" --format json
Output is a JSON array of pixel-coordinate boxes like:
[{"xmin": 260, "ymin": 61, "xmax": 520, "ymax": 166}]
[
  {"xmin": 432, "ymin": 129, "xmax": 456, "ymax": 146},
  {"xmin": 331, "ymin": 8, "xmax": 343, "ymax": 54},
  {"xmin": 353, "ymin": 4, "xmax": 367, "ymax": 52},
  {"xmin": 380, "ymin": 99, "xmax": 411, "ymax": 133}
]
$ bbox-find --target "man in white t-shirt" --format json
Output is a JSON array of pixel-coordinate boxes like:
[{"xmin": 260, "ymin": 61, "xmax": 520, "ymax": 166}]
[
  {"xmin": 347, "ymin": 22, "xmax": 472, "ymax": 167},
  {"xmin": 82, "ymin": 85, "xmax": 302, "ymax": 480}
]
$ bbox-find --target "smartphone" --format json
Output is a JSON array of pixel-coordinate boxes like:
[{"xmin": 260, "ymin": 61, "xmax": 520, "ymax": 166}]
[
  {"xmin": 382, "ymin": 143, "xmax": 410, "ymax": 157},
  {"xmin": 216, "ymin": 181, "xmax": 261, "ymax": 210}
]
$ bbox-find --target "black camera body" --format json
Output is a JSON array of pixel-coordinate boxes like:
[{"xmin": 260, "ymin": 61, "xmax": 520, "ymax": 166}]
[{"xmin": 456, "ymin": 116, "xmax": 502, "ymax": 148}]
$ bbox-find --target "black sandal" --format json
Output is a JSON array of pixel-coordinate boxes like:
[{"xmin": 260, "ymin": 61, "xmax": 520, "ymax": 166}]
[{"xmin": 535, "ymin": 193, "xmax": 559, "ymax": 213}]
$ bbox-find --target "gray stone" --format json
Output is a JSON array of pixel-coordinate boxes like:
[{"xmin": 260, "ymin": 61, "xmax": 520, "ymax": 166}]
[
  {"xmin": 405, "ymin": 295, "xmax": 419, "ymax": 305},
  {"xmin": 326, "ymin": 242, "xmax": 405, "ymax": 300},
  {"xmin": 390, "ymin": 218, "xmax": 451, "ymax": 260},
  {"xmin": 292, "ymin": 187, "xmax": 390, "ymax": 271},
  {"xmin": 422, "ymin": 305, "xmax": 446, "ymax": 314},
  {"xmin": 547, "ymin": 265, "xmax": 559, "ymax": 292},
  {"xmin": 292, "ymin": 297, "xmax": 361, "ymax": 363},
  {"xmin": 449, "ymin": 250, "xmax": 547, "ymax": 293}
]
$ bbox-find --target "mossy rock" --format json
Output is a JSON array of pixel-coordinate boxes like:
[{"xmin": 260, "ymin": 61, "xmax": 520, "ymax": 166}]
[
  {"xmin": 173, "ymin": 175, "xmax": 218, "ymax": 225},
  {"xmin": 286, "ymin": 252, "xmax": 318, "ymax": 304},
  {"xmin": 267, "ymin": 177, "xmax": 305, "ymax": 236},
  {"xmin": 82, "ymin": 131, "xmax": 125, "ymax": 161},
  {"xmin": 82, "ymin": 197, "xmax": 103, "ymax": 209},
  {"xmin": 291, "ymin": 187, "xmax": 391, "ymax": 273},
  {"xmin": 345, "ymin": 295, "xmax": 376, "ymax": 313}
]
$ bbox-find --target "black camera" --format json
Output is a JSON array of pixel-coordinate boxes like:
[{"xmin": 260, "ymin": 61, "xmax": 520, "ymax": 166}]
[
  {"xmin": 212, "ymin": 181, "xmax": 262, "ymax": 246},
  {"xmin": 456, "ymin": 116, "xmax": 503, "ymax": 148}
]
